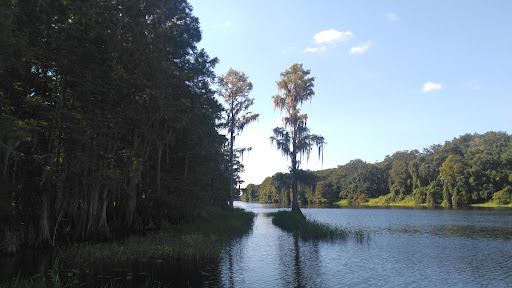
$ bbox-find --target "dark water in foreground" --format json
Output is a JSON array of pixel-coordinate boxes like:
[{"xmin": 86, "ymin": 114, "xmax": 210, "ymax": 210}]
[{"xmin": 1, "ymin": 202, "xmax": 512, "ymax": 287}]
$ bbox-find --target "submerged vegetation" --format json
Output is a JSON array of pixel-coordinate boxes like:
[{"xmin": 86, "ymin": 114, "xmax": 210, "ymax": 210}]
[
  {"xmin": 269, "ymin": 211, "xmax": 368, "ymax": 242},
  {"xmin": 244, "ymin": 131, "xmax": 512, "ymax": 208}
]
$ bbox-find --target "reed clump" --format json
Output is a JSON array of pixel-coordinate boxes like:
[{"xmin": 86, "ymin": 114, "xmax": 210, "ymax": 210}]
[{"xmin": 269, "ymin": 210, "xmax": 369, "ymax": 243}]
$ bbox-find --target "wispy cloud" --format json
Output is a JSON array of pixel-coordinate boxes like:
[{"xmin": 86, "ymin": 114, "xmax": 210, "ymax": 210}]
[
  {"xmin": 313, "ymin": 29, "xmax": 353, "ymax": 44},
  {"xmin": 350, "ymin": 42, "xmax": 371, "ymax": 55},
  {"xmin": 386, "ymin": 12, "xmax": 398, "ymax": 22},
  {"xmin": 422, "ymin": 81, "xmax": 443, "ymax": 93},
  {"xmin": 304, "ymin": 46, "xmax": 327, "ymax": 54},
  {"xmin": 224, "ymin": 21, "xmax": 231, "ymax": 28},
  {"xmin": 462, "ymin": 80, "xmax": 480, "ymax": 90}
]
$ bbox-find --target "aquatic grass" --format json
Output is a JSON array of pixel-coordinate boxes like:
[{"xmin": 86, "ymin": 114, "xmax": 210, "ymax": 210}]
[
  {"xmin": 268, "ymin": 210, "xmax": 369, "ymax": 242},
  {"xmin": 1, "ymin": 272, "xmax": 46, "ymax": 288},
  {"xmin": 63, "ymin": 207, "xmax": 255, "ymax": 264},
  {"xmin": 2, "ymin": 271, "xmax": 172, "ymax": 288}
]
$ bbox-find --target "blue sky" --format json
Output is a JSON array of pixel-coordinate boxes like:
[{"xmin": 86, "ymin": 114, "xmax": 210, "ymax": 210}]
[{"xmin": 188, "ymin": 0, "xmax": 512, "ymax": 186}]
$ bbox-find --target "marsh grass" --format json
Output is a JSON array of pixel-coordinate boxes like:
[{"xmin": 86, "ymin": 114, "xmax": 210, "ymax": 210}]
[
  {"xmin": 268, "ymin": 210, "xmax": 369, "ymax": 242},
  {"xmin": 4, "ymin": 207, "xmax": 254, "ymax": 288},
  {"xmin": 3, "ymin": 272, "xmax": 171, "ymax": 288},
  {"xmin": 63, "ymin": 207, "xmax": 255, "ymax": 264}
]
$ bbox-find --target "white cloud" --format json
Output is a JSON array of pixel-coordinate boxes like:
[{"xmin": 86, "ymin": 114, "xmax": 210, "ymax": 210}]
[
  {"xmin": 304, "ymin": 46, "xmax": 327, "ymax": 54},
  {"xmin": 386, "ymin": 12, "xmax": 398, "ymax": 22},
  {"xmin": 422, "ymin": 81, "xmax": 443, "ymax": 93},
  {"xmin": 349, "ymin": 42, "xmax": 371, "ymax": 55},
  {"xmin": 313, "ymin": 29, "xmax": 353, "ymax": 44},
  {"xmin": 224, "ymin": 21, "xmax": 231, "ymax": 28},
  {"xmin": 462, "ymin": 80, "xmax": 480, "ymax": 90}
]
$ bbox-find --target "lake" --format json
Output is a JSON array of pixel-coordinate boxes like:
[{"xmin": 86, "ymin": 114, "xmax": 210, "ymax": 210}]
[
  {"xmin": 214, "ymin": 201, "xmax": 512, "ymax": 287},
  {"xmin": 1, "ymin": 202, "xmax": 511, "ymax": 287}
]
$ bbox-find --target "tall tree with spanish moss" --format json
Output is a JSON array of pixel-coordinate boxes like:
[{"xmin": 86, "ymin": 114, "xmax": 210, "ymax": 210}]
[
  {"xmin": 271, "ymin": 63, "xmax": 326, "ymax": 215},
  {"xmin": 219, "ymin": 68, "xmax": 260, "ymax": 208}
]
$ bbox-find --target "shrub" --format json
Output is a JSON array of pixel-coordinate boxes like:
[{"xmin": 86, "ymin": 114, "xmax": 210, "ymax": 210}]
[{"xmin": 493, "ymin": 186, "xmax": 512, "ymax": 205}]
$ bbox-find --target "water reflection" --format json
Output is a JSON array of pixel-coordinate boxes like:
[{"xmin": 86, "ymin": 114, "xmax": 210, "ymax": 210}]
[
  {"xmin": 223, "ymin": 202, "xmax": 512, "ymax": 288},
  {"xmin": 2, "ymin": 202, "xmax": 512, "ymax": 287},
  {"xmin": 0, "ymin": 249, "xmax": 55, "ymax": 279},
  {"xmin": 277, "ymin": 236, "xmax": 324, "ymax": 288}
]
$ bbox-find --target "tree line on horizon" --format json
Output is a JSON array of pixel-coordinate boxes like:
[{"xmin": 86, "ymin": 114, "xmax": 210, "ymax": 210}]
[{"xmin": 242, "ymin": 131, "xmax": 512, "ymax": 207}]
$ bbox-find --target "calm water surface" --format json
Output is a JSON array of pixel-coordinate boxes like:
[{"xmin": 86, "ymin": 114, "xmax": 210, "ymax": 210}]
[
  {"xmin": 1, "ymin": 202, "xmax": 511, "ymax": 287},
  {"xmin": 214, "ymin": 201, "xmax": 512, "ymax": 287}
]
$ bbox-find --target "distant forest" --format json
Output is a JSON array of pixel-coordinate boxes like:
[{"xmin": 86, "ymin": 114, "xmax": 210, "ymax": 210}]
[
  {"xmin": 242, "ymin": 131, "xmax": 512, "ymax": 207},
  {"xmin": 0, "ymin": 0, "xmax": 239, "ymax": 249}
]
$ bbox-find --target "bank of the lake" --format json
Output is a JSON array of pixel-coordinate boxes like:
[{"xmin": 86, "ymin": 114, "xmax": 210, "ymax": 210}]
[
  {"xmin": 1, "ymin": 207, "xmax": 255, "ymax": 287},
  {"xmin": 336, "ymin": 197, "xmax": 512, "ymax": 208},
  {"xmin": 63, "ymin": 207, "xmax": 255, "ymax": 264}
]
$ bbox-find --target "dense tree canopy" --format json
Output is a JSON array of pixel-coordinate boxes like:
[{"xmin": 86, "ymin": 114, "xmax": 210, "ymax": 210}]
[
  {"xmin": 243, "ymin": 131, "xmax": 512, "ymax": 207},
  {"xmin": 0, "ymin": 0, "xmax": 231, "ymax": 251}
]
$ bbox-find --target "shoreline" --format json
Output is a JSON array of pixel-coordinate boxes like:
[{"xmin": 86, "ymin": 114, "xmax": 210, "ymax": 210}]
[
  {"xmin": 335, "ymin": 199, "xmax": 512, "ymax": 209},
  {"xmin": 2, "ymin": 207, "xmax": 256, "ymax": 287}
]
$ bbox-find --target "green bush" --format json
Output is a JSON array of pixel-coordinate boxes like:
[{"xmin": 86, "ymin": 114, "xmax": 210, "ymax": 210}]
[{"xmin": 493, "ymin": 186, "xmax": 512, "ymax": 205}]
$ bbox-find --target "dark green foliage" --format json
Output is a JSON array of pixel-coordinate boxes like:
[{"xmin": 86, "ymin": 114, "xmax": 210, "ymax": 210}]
[
  {"xmin": 0, "ymin": 0, "xmax": 231, "ymax": 250},
  {"xmin": 248, "ymin": 132, "xmax": 512, "ymax": 207},
  {"xmin": 254, "ymin": 170, "xmax": 316, "ymax": 204},
  {"xmin": 493, "ymin": 186, "xmax": 512, "ymax": 205},
  {"xmin": 241, "ymin": 184, "xmax": 260, "ymax": 202}
]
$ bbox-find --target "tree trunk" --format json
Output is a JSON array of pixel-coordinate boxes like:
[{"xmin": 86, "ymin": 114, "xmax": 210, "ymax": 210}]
[
  {"xmin": 36, "ymin": 192, "xmax": 51, "ymax": 247},
  {"xmin": 229, "ymin": 136, "xmax": 234, "ymax": 208},
  {"xmin": 86, "ymin": 182, "xmax": 99, "ymax": 239},
  {"xmin": 97, "ymin": 188, "xmax": 110, "ymax": 239},
  {"xmin": 229, "ymin": 109, "xmax": 235, "ymax": 209},
  {"xmin": 291, "ymin": 170, "xmax": 303, "ymax": 215},
  {"xmin": 156, "ymin": 141, "xmax": 162, "ymax": 196},
  {"xmin": 291, "ymin": 134, "xmax": 304, "ymax": 216}
]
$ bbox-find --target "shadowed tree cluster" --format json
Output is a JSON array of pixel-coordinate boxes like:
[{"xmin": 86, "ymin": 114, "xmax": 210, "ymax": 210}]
[{"xmin": 0, "ymin": 0, "xmax": 231, "ymax": 251}]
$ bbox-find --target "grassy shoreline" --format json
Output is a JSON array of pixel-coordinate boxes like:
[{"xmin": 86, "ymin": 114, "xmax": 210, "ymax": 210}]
[
  {"xmin": 3, "ymin": 207, "xmax": 255, "ymax": 288},
  {"xmin": 336, "ymin": 197, "xmax": 512, "ymax": 208},
  {"xmin": 62, "ymin": 207, "xmax": 255, "ymax": 264}
]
